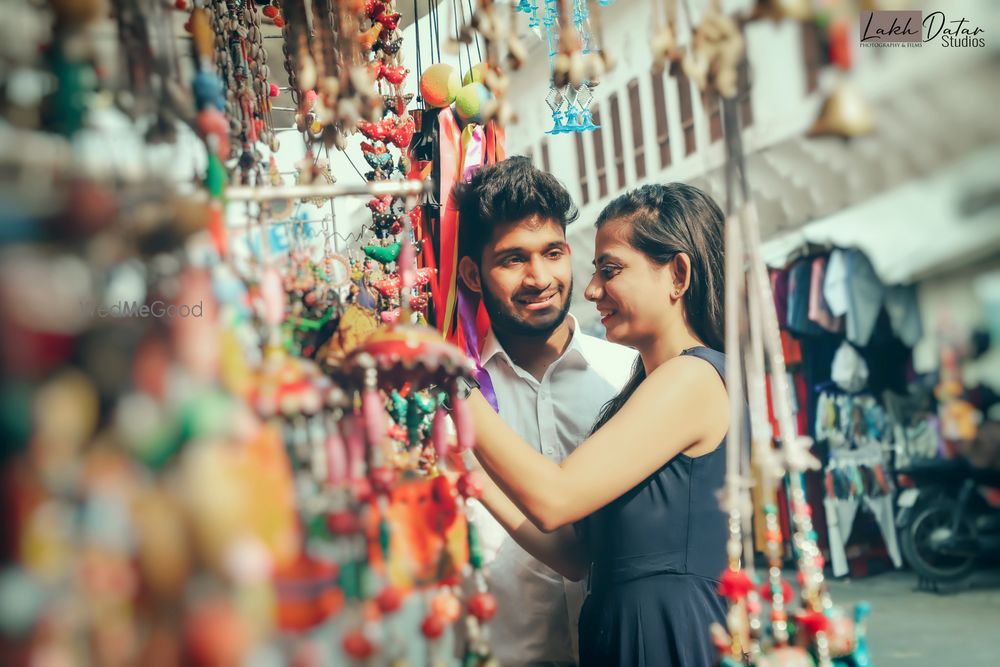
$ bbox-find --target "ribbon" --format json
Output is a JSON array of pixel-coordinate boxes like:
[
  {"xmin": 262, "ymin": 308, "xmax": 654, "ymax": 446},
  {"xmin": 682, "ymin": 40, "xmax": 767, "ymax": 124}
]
[
  {"xmin": 457, "ymin": 284, "xmax": 499, "ymax": 413},
  {"xmin": 461, "ymin": 124, "xmax": 485, "ymax": 183},
  {"xmin": 436, "ymin": 108, "xmax": 463, "ymax": 344}
]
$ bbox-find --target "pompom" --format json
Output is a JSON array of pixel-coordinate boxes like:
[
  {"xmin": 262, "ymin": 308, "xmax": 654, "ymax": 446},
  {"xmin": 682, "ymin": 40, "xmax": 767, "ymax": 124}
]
[
  {"xmin": 420, "ymin": 64, "xmax": 460, "ymax": 108},
  {"xmin": 463, "ymin": 62, "xmax": 488, "ymax": 86},
  {"xmin": 453, "ymin": 83, "xmax": 491, "ymax": 124}
]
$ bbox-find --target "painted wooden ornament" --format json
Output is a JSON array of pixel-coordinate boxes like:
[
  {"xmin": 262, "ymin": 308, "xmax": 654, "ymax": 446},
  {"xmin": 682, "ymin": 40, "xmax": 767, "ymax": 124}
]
[
  {"xmin": 364, "ymin": 242, "xmax": 402, "ymax": 264},
  {"xmin": 388, "ymin": 115, "xmax": 415, "ymax": 148},
  {"xmin": 380, "ymin": 65, "xmax": 409, "ymax": 86},
  {"xmin": 374, "ymin": 275, "xmax": 402, "ymax": 298},
  {"xmin": 376, "ymin": 36, "xmax": 404, "ymax": 55},
  {"xmin": 361, "ymin": 141, "xmax": 393, "ymax": 170},
  {"xmin": 357, "ymin": 118, "xmax": 390, "ymax": 142},
  {"xmin": 359, "ymin": 24, "xmax": 383, "ymax": 50},
  {"xmin": 374, "ymin": 10, "xmax": 401, "ymax": 31},
  {"xmin": 365, "ymin": 0, "xmax": 388, "ymax": 19}
]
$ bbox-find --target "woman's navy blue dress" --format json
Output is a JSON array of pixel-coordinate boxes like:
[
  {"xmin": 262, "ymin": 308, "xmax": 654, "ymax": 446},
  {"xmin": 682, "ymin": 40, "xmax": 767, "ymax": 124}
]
[{"xmin": 576, "ymin": 346, "xmax": 732, "ymax": 667}]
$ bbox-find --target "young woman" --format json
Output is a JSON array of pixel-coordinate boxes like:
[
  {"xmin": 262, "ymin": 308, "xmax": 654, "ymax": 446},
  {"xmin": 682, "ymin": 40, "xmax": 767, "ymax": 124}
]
[{"xmin": 463, "ymin": 183, "xmax": 734, "ymax": 666}]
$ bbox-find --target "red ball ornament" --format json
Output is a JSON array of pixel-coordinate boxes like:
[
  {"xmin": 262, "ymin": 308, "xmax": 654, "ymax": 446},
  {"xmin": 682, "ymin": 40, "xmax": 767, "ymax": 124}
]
[
  {"xmin": 174, "ymin": 0, "xmax": 187, "ymax": 9},
  {"xmin": 430, "ymin": 592, "xmax": 462, "ymax": 623},
  {"xmin": 376, "ymin": 586, "xmax": 405, "ymax": 614},
  {"xmin": 457, "ymin": 470, "xmax": 483, "ymax": 500},
  {"xmin": 467, "ymin": 592, "xmax": 498, "ymax": 622},
  {"xmin": 273, "ymin": 15, "xmax": 286, "ymax": 28},
  {"xmin": 341, "ymin": 630, "xmax": 375, "ymax": 659},
  {"xmin": 718, "ymin": 569, "xmax": 754, "ymax": 601},
  {"xmin": 269, "ymin": 83, "xmax": 280, "ymax": 97},
  {"xmin": 421, "ymin": 614, "xmax": 446, "ymax": 639},
  {"xmin": 795, "ymin": 610, "xmax": 831, "ymax": 637},
  {"xmin": 263, "ymin": 6, "xmax": 279, "ymax": 19}
]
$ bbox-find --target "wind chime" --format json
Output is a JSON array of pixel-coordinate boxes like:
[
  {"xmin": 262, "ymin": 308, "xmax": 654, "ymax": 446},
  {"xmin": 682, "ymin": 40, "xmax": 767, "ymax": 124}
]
[
  {"xmin": 687, "ymin": 3, "xmax": 874, "ymax": 666},
  {"xmin": 536, "ymin": 0, "xmax": 613, "ymax": 134}
]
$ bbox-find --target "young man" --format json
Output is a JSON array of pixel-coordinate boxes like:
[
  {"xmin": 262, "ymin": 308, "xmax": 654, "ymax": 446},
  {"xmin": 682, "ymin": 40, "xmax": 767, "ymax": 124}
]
[{"xmin": 453, "ymin": 157, "xmax": 637, "ymax": 666}]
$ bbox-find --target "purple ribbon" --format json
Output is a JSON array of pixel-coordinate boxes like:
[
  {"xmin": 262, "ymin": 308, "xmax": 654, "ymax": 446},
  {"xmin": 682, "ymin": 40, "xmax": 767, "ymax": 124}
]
[{"xmin": 457, "ymin": 284, "xmax": 499, "ymax": 413}]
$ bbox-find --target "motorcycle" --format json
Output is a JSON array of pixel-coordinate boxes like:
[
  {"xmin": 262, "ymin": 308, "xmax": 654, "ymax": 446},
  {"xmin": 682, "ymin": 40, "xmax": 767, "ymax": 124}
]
[{"xmin": 896, "ymin": 457, "xmax": 1000, "ymax": 587}]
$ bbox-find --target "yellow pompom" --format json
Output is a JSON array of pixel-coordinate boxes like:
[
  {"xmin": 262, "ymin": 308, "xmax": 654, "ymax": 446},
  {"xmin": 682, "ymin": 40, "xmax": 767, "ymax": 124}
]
[
  {"xmin": 463, "ymin": 63, "xmax": 488, "ymax": 86},
  {"xmin": 420, "ymin": 64, "xmax": 460, "ymax": 108},
  {"xmin": 454, "ymin": 83, "xmax": 491, "ymax": 124}
]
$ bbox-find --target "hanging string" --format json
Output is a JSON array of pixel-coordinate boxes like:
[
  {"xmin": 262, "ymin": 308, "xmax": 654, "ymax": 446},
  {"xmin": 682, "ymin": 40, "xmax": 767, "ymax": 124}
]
[
  {"xmin": 413, "ymin": 0, "xmax": 424, "ymax": 83},
  {"xmin": 449, "ymin": 0, "xmax": 465, "ymax": 81},
  {"xmin": 324, "ymin": 145, "xmax": 340, "ymax": 253},
  {"xmin": 430, "ymin": 0, "xmax": 443, "ymax": 64},
  {"xmin": 343, "ymin": 151, "xmax": 369, "ymax": 182},
  {"xmin": 455, "ymin": 0, "xmax": 474, "ymax": 70},
  {"xmin": 465, "ymin": 0, "xmax": 482, "ymax": 63}
]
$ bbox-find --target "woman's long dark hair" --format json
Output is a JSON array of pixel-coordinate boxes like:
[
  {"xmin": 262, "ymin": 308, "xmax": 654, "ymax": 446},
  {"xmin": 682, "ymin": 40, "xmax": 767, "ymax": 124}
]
[{"xmin": 591, "ymin": 183, "xmax": 725, "ymax": 433}]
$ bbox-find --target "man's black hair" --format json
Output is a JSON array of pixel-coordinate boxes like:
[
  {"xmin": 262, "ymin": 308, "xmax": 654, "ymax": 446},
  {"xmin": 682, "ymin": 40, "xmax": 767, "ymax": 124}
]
[{"xmin": 452, "ymin": 156, "xmax": 578, "ymax": 263}]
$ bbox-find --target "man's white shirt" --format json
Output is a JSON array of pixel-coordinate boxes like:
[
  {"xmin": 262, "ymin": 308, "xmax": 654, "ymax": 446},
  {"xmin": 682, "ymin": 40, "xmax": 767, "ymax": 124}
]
[{"xmin": 470, "ymin": 314, "xmax": 637, "ymax": 666}]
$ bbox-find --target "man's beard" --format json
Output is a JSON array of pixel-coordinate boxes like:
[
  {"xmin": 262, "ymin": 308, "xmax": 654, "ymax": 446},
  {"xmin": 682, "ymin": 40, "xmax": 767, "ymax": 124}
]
[{"xmin": 480, "ymin": 278, "xmax": 574, "ymax": 338}]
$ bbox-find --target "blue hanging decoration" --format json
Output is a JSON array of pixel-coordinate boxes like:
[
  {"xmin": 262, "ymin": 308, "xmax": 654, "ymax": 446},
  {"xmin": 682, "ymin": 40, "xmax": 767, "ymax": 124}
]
[
  {"xmin": 545, "ymin": 85, "xmax": 568, "ymax": 135},
  {"xmin": 516, "ymin": 0, "xmax": 537, "ymax": 14},
  {"xmin": 528, "ymin": 1, "xmax": 541, "ymax": 29},
  {"xmin": 538, "ymin": 0, "xmax": 608, "ymax": 134}
]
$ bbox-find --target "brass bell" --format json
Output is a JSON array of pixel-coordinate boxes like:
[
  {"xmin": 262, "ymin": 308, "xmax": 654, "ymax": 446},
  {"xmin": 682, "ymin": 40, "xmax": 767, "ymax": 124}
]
[{"xmin": 809, "ymin": 81, "xmax": 875, "ymax": 138}]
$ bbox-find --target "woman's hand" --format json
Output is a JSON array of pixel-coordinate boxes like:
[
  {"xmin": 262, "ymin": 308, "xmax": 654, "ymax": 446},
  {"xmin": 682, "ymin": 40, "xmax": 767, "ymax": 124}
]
[{"xmin": 467, "ymin": 354, "xmax": 730, "ymax": 532}]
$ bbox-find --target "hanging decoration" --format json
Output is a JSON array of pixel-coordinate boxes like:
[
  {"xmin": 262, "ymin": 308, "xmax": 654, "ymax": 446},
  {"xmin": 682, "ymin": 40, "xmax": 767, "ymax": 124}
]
[
  {"xmin": 706, "ymin": 3, "xmax": 875, "ymax": 664},
  {"xmin": 540, "ymin": 0, "xmax": 613, "ymax": 134},
  {"xmin": 2, "ymin": 0, "xmax": 510, "ymax": 663}
]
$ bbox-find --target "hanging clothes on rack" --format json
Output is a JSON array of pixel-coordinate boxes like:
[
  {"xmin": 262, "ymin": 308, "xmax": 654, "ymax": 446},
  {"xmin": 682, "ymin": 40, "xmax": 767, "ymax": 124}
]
[
  {"xmin": 823, "ymin": 248, "xmax": 923, "ymax": 347},
  {"xmin": 823, "ymin": 445, "xmax": 903, "ymax": 577},
  {"xmin": 808, "ymin": 254, "xmax": 844, "ymax": 333}
]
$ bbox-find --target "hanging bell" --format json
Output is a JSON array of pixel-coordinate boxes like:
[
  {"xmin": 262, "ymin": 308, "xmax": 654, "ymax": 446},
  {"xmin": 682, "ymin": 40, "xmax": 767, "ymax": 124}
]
[{"xmin": 809, "ymin": 81, "xmax": 875, "ymax": 138}]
